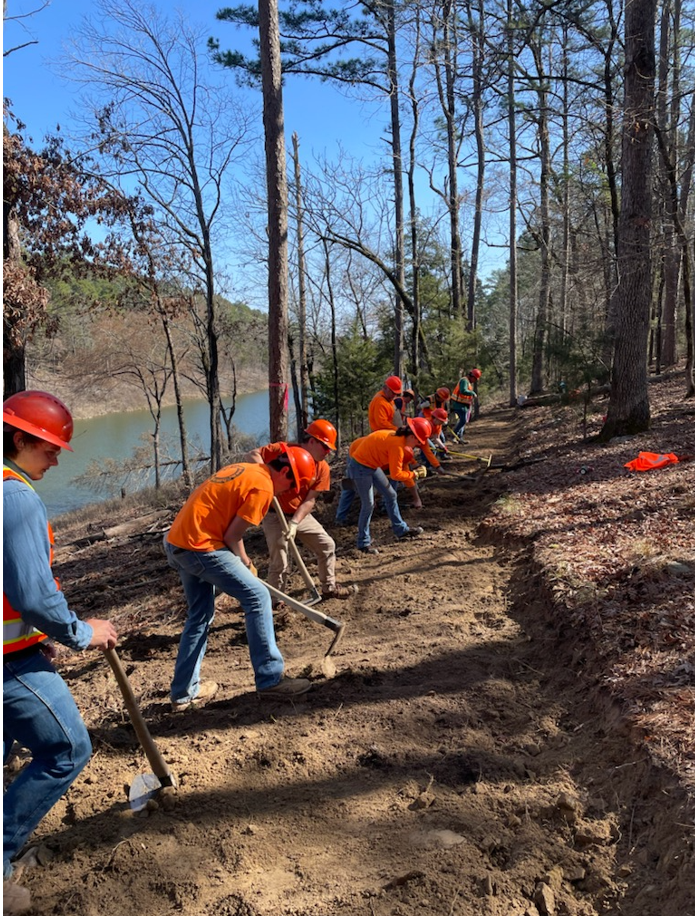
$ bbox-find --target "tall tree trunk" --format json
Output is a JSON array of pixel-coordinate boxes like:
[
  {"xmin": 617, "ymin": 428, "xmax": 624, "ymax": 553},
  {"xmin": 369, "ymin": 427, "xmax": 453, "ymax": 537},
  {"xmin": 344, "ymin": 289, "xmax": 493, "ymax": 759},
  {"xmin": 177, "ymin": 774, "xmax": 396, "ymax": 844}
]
[
  {"xmin": 530, "ymin": 37, "xmax": 551, "ymax": 395},
  {"xmin": 466, "ymin": 0, "xmax": 485, "ymax": 335},
  {"xmin": 387, "ymin": 0, "xmax": 405, "ymax": 378},
  {"xmin": 507, "ymin": 0, "xmax": 518, "ymax": 407},
  {"xmin": 434, "ymin": 0, "xmax": 463, "ymax": 322},
  {"xmin": 259, "ymin": 0, "xmax": 289, "ymax": 441},
  {"xmin": 600, "ymin": 0, "xmax": 657, "ymax": 440},
  {"xmin": 3, "ymin": 202, "xmax": 27, "ymax": 396},
  {"xmin": 291, "ymin": 133, "xmax": 309, "ymax": 428},
  {"xmin": 407, "ymin": 7, "xmax": 422, "ymax": 379}
]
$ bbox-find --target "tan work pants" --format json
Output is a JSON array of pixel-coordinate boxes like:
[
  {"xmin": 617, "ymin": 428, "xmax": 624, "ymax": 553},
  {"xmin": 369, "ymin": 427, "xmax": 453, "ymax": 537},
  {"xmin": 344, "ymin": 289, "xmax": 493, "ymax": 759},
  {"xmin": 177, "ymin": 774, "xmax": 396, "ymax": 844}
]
[{"xmin": 261, "ymin": 512, "xmax": 337, "ymax": 593}]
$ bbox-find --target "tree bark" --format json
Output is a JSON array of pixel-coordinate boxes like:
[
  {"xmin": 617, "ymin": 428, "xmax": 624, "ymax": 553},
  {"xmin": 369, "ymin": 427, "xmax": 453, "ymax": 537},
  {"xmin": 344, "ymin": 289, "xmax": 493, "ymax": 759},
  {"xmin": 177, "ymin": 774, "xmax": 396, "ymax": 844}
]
[
  {"xmin": 600, "ymin": 0, "xmax": 657, "ymax": 440},
  {"xmin": 259, "ymin": 0, "xmax": 289, "ymax": 441}
]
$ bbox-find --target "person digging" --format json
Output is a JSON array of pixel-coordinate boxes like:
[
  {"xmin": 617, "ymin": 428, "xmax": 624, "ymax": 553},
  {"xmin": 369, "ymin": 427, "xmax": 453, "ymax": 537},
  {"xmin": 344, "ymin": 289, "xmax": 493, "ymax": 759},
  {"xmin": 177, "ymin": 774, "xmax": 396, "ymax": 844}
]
[
  {"xmin": 164, "ymin": 445, "xmax": 317, "ymax": 708},
  {"xmin": 246, "ymin": 419, "xmax": 356, "ymax": 605}
]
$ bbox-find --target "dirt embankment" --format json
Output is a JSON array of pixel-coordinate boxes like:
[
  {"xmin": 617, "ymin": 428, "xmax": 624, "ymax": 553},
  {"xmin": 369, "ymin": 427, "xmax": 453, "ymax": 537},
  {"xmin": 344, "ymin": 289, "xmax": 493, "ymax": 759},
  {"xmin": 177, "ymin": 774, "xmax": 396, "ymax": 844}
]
[{"xmin": 7, "ymin": 379, "xmax": 694, "ymax": 916}]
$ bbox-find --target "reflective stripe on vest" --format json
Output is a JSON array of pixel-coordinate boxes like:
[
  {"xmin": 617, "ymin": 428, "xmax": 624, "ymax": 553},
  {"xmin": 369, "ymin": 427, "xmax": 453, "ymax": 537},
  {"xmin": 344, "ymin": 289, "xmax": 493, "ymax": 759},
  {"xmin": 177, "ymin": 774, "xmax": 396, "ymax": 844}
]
[
  {"xmin": 451, "ymin": 382, "xmax": 473, "ymax": 405},
  {"xmin": 3, "ymin": 467, "xmax": 50, "ymax": 655}
]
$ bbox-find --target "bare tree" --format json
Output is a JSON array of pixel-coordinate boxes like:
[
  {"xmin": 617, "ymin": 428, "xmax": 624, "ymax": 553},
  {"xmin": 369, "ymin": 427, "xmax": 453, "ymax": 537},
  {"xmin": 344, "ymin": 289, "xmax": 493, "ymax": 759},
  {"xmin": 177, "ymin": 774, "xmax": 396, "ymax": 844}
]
[
  {"xmin": 67, "ymin": 0, "xmax": 255, "ymax": 471},
  {"xmin": 600, "ymin": 0, "xmax": 657, "ymax": 440},
  {"xmin": 258, "ymin": 0, "xmax": 290, "ymax": 440}
]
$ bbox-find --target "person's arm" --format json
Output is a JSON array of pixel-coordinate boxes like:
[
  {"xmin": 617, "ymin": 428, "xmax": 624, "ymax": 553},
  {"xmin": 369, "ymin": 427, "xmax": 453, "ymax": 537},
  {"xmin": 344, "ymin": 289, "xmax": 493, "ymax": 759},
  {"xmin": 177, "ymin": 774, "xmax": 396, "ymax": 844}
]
[
  {"xmin": 2, "ymin": 487, "xmax": 108, "ymax": 651},
  {"xmin": 222, "ymin": 515, "xmax": 254, "ymax": 567},
  {"xmin": 388, "ymin": 448, "xmax": 416, "ymax": 487},
  {"xmin": 290, "ymin": 490, "xmax": 319, "ymax": 526},
  {"xmin": 420, "ymin": 439, "xmax": 441, "ymax": 469}
]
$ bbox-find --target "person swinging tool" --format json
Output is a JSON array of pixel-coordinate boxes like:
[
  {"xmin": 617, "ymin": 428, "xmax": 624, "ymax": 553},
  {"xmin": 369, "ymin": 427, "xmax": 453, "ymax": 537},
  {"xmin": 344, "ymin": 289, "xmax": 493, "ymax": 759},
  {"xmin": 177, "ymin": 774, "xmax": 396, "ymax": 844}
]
[
  {"xmin": 3, "ymin": 391, "xmax": 118, "ymax": 915},
  {"xmin": 246, "ymin": 419, "xmax": 355, "ymax": 603},
  {"xmin": 346, "ymin": 417, "xmax": 431, "ymax": 554},
  {"xmin": 164, "ymin": 444, "xmax": 317, "ymax": 707}
]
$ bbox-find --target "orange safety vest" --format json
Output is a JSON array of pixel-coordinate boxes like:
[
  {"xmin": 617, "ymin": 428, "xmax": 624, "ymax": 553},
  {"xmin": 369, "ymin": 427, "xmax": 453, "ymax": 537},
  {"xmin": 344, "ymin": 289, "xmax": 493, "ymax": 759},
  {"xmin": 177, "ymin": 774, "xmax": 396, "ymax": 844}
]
[
  {"xmin": 450, "ymin": 381, "xmax": 474, "ymax": 405},
  {"xmin": 624, "ymin": 452, "xmax": 680, "ymax": 472},
  {"xmin": 3, "ymin": 467, "xmax": 50, "ymax": 656}
]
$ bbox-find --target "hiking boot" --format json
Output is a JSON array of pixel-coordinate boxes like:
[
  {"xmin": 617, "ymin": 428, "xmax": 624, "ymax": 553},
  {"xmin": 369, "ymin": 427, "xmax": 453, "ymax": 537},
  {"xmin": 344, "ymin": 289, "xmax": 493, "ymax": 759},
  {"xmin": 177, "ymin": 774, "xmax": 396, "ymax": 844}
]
[
  {"xmin": 171, "ymin": 680, "xmax": 219, "ymax": 713},
  {"xmin": 258, "ymin": 677, "xmax": 312, "ymax": 700},
  {"xmin": 321, "ymin": 584, "xmax": 356, "ymax": 600},
  {"xmin": 358, "ymin": 546, "xmax": 379, "ymax": 555},
  {"xmin": 3, "ymin": 881, "xmax": 31, "ymax": 916},
  {"xmin": 398, "ymin": 526, "xmax": 423, "ymax": 540}
]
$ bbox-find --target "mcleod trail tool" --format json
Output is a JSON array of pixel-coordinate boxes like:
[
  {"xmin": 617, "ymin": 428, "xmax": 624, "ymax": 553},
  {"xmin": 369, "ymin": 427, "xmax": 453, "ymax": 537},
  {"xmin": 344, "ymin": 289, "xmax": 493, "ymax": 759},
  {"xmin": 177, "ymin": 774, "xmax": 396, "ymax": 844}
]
[
  {"xmin": 104, "ymin": 648, "xmax": 176, "ymax": 811},
  {"xmin": 272, "ymin": 497, "xmax": 322, "ymax": 605}
]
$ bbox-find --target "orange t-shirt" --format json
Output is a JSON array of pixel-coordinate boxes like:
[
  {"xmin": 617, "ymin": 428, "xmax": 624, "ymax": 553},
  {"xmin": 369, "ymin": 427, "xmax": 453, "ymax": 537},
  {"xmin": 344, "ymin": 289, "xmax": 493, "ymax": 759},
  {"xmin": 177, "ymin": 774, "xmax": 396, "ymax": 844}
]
[
  {"xmin": 167, "ymin": 463, "xmax": 274, "ymax": 552},
  {"xmin": 368, "ymin": 392, "xmax": 397, "ymax": 432},
  {"xmin": 258, "ymin": 442, "xmax": 329, "ymax": 514},
  {"xmin": 350, "ymin": 430, "xmax": 415, "ymax": 487}
]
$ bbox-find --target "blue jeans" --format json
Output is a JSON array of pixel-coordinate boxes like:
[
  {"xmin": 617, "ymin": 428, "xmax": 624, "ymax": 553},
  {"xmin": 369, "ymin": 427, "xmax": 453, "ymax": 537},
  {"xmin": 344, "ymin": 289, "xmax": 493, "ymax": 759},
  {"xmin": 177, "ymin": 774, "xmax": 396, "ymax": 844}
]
[
  {"xmin": 3, "ymin": 651, "xmax": 92, "ymax": 877},
  {"xmin": 451, "ymin": 405, "xmax": 470, "ymax": 438},
  {"xmin": 164, "ymin": 539, "xmax": 284, "ymax": 700},
  {"xmin": 347, "ymin": 457, "xmax": 409, "ymax": 548},
  {"xmin": 335, "ymin": 484, "xmax": 356, "ymax": 524}
]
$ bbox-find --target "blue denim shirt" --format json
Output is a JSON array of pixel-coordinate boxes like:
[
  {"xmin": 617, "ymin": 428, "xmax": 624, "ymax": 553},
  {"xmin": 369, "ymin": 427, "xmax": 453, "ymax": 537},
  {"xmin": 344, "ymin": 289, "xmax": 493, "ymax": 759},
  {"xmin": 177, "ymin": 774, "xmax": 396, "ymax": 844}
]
[{"xmin": 3, "ymin": 461, "xmax": 93, "ymax": 651}]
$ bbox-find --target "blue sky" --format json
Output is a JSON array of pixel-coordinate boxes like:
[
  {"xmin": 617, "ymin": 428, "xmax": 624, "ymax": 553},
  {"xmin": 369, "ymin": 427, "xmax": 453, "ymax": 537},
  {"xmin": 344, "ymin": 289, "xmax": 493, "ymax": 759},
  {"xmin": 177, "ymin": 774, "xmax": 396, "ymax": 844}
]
[{"xmin": 3, "ymin": 0, "xmax": 385, "ymax": 167}]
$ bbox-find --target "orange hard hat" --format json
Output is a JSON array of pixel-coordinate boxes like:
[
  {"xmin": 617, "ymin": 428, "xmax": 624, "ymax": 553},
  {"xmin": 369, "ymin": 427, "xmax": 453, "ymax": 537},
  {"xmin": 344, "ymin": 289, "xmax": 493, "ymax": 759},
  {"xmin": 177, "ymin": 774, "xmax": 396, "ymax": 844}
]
[
  {"xmin": 2, "ymin": 390, "xmax": 74, "ymax": 451},
  {"xmin": 283, "ymin": 445, "xmax": 317, "ymax": 491},
  {"xmin": 468, "ymin": 368, "xmax": 482, "ymax": 380},
  {"xmin": 305, "ymin": 418, "xmax": 337, "ymax": 450},
  {"xmin": 431, "ymin": 408, "xmax": 448, "ymax": 425},
  {"xmin": 385, "ymin": 376, "xmax": 402, "ymax": 394},
  {"xmin": 436, "ymin": 387, "xmax": 450, "ymax": 401},
  {"xmin": 406, "ymin": 417, "xmax": 432, "ymax": 445}
]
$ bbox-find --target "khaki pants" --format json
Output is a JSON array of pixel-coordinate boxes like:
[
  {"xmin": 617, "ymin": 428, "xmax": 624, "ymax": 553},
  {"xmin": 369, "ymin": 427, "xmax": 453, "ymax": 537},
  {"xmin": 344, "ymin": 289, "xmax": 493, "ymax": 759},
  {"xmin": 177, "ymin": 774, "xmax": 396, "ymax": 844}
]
[{"xmin": 262, "ymin": 512, "xmax": 337, "ymax": 593}]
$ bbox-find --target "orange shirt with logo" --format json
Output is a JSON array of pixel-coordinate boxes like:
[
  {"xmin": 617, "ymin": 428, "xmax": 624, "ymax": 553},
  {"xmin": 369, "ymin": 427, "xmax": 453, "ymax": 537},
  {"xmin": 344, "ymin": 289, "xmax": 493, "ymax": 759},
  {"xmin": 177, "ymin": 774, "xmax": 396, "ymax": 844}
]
[
  {"xmin": 167, "ymin": 463, "xmax": 274, "ymax": 552},
  {"xmin": 258, "ymin": 442, "xmax": 330, "ymax": 514},
  {"xmin": 350, "ymin": 430, "xmax": 416, "ymax": 487}
]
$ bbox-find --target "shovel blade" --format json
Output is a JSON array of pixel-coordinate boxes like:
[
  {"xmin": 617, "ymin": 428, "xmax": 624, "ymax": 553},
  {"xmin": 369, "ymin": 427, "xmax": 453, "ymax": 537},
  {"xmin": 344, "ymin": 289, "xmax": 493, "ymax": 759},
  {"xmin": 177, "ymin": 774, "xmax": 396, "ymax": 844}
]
[{"xmin": 129, "ymin": 772, "xmax": 164, "ymax": 811}]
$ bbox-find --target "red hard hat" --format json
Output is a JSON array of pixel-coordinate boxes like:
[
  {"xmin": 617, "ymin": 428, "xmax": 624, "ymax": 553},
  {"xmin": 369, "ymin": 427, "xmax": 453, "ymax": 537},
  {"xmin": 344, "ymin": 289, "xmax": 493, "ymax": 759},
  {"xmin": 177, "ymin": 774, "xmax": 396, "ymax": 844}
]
[
  {"xmin": 406, "ymin": 417, "xmax": 432, "ymax": 445},
  {"xmin": 431, "ymin": 408, "xmax": 448, "ymax": 425},
  {"xmin": 436, "ymin": 387, "xmax": 450, "ymax": 401},
  {"xmin": 2, "ymin": 390, "xmax": 74, "ymax": 451},
  {"xmin": 283, "ymin": 445, "xmax": 317, "ymax": 491},
  {"xmin": 468, "ymin": 368, "xmax": 482, "ymax": 380},
  {"xmin": 385, "ymin": 376, "xmax": 402, "ymax": 394},
  {"xmin": 305, "ymin": 418, "xmax": 337, "ymax": 450}
]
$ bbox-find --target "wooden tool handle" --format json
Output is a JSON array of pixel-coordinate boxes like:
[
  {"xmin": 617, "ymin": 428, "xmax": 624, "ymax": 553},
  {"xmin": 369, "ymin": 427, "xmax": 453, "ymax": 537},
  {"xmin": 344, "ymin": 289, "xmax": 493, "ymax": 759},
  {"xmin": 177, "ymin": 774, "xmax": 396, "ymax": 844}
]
[{"xmin": 104, "ymin": 648, "xmax": 174, "ymax": 786}]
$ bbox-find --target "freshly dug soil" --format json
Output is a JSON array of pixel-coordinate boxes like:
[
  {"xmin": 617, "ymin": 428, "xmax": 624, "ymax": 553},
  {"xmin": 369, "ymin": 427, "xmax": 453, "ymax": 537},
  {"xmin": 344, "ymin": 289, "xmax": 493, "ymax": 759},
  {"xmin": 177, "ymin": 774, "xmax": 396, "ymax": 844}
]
[{"xmin": 8, "ymin": 391, "xmax": 694, "ymax": 916}]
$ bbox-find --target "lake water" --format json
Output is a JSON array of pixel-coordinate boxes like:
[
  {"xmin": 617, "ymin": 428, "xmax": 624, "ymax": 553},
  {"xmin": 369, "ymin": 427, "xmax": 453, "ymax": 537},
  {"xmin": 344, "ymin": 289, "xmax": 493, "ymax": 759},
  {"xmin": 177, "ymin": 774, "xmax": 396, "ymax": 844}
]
[{"xmin": 35, "ymin": 390, "xmax": 272, "ymax": 519}]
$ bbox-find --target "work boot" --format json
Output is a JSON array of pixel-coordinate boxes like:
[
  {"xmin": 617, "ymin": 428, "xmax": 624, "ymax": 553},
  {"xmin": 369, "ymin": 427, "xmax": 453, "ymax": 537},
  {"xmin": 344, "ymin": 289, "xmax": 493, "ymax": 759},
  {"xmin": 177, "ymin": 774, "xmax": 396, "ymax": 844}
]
[
  {"xmin": 3, "ymin": 881, "xmax": 31, "ymax": 916},
  {"xmin": 398, "ymin": 526, "xmax": 423, "ymax": 539},
  {"xmin": 321, "ymin": 584, "xmax": 356, "ymax": 600},
  {"xmin": 258, "ymin": 677, "xmax": 311, "ymax": 700},
  {"xmin": 358, "ymin": 546, "xmax": 379, "ymax": 555},
  {"xmin": 171, "ymin": 680, "xmax": 219, "ymax": 713}
]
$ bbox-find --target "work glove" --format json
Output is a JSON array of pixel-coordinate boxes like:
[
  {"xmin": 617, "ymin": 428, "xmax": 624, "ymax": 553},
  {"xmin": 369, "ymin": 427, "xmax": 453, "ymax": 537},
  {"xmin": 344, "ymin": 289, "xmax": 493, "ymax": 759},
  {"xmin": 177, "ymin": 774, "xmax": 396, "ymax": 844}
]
[
  {"xmin": 246, "ymin": 561, "xmax": 258, "ymax": 577},
  {"xmin": 413, "ymin": 466, "xmax": 427, "ymax": 480},
  {"xmin": 286, "ymin": 520, "xmax": 299, "ymax": 543}
]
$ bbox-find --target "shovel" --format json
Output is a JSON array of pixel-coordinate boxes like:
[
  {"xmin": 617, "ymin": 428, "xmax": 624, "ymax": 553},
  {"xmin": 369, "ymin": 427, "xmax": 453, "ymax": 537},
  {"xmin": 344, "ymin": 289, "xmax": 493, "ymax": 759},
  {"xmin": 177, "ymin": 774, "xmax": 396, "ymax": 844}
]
[
  {"xmin": 104, "ymin": 647, "xmax": 177, "ymax": 811},
  {"xmin": 272, "ymin": 497, "xmax": 322, "ymax": 605}
]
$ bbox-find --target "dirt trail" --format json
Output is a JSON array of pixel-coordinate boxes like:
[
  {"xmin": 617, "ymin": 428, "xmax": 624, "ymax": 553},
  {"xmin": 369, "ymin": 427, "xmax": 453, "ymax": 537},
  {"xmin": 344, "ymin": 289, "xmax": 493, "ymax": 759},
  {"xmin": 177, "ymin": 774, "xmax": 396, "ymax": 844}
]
[{"xmin": 11, "ymin": 408, "xmax": 694, "ymax": 915}]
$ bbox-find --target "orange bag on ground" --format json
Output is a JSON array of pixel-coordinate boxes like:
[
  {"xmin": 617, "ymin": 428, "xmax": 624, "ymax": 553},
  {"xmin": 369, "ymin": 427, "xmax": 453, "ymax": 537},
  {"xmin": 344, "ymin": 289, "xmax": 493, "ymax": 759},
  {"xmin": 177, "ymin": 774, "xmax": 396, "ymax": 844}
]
[{"xmin": 624, "ymin": 451, "xmax": 680, "ymax": 472}]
